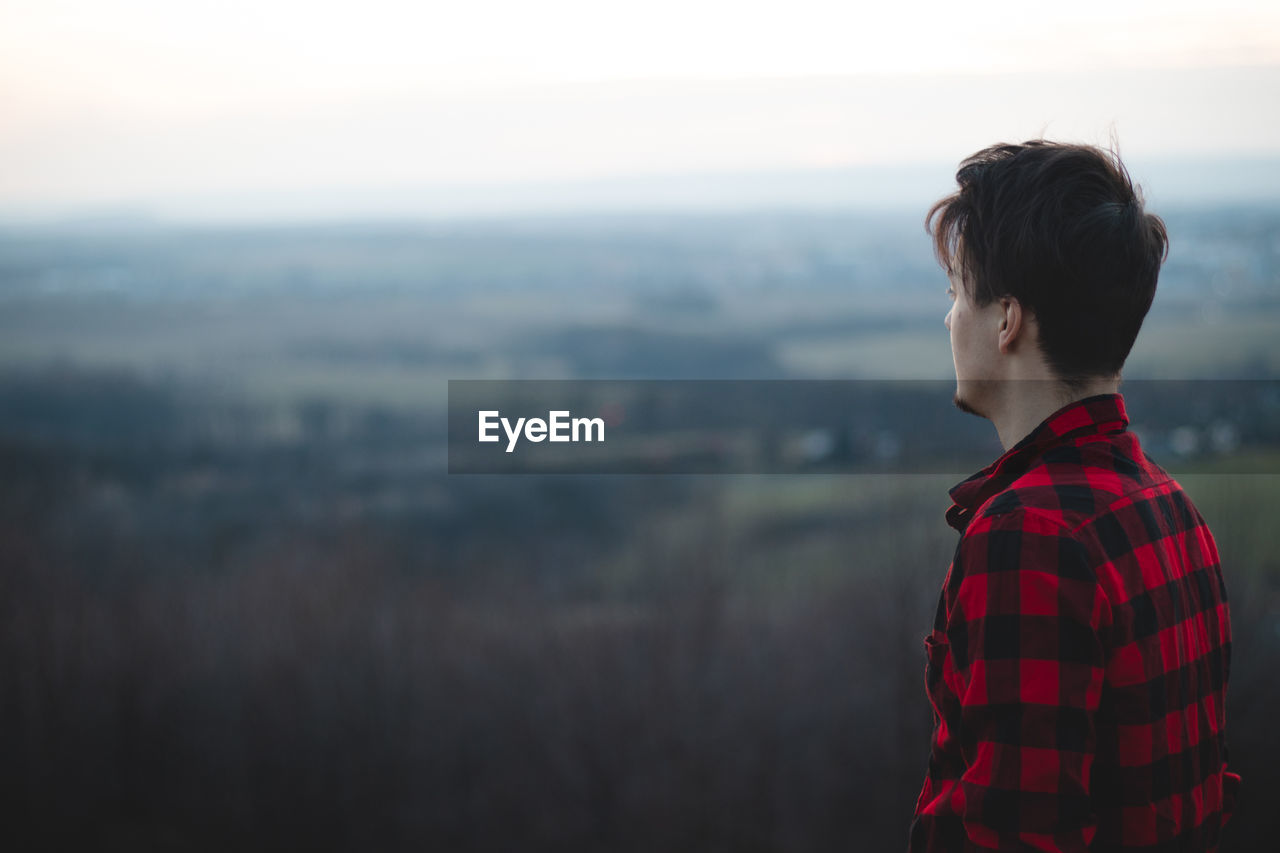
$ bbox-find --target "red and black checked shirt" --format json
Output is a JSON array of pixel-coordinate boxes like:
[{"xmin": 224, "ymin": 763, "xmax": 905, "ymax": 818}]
[{"xmin": 910, "ymin": 393, "xmax": 1240, "ymax": 852}]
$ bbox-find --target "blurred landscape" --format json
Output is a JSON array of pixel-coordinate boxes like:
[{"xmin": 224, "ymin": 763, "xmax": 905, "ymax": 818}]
[{"xmin": 2, "ymin": 204, "xmax": 1279, "ymax": 850}]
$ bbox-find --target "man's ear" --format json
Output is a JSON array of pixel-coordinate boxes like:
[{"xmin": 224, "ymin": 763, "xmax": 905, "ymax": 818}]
[{"xmin": 997, "ymin": 296, "xmax": 1025, "ymax": 354}]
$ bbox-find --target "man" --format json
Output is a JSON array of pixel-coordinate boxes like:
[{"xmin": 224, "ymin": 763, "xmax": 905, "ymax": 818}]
[{"xmin": 909, "ymin": 139, "xmax": 1240, "ymax": 851}]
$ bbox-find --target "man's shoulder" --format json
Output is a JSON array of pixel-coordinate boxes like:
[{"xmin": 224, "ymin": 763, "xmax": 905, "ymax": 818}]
[{"xmin": 970, "ymin": 432, "xmax": 1179, "ymax": 534}]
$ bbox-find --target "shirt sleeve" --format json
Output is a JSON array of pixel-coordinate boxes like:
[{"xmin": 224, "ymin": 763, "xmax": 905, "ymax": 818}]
[{"xmin": 942, "ymin": 507, "xmax": 1111, "ymax": 851}]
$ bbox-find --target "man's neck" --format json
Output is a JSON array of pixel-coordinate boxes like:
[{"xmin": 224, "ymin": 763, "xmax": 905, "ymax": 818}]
[{"xmin": 990, "ymin": 375, "xmax": 1121, "ymax": 451}]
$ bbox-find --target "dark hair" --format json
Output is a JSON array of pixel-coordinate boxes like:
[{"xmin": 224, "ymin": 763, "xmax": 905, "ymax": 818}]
[{"xmin": 925, "ymin": 138, "xmax": 1168, "ymax": 384}]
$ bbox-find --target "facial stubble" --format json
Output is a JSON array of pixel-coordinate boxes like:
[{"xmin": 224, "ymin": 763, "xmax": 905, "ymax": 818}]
[{"xmin": 953, "ymin": 389, "xmax": 985, "ymax": 419}]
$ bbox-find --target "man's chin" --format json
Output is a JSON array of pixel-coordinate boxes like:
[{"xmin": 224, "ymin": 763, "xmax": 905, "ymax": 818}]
[{"xmin": 953, "ymin": 390, "xmax": 986, "ymax": 419}]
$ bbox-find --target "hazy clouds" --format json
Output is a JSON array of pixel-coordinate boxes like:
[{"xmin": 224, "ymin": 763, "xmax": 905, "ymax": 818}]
[{"xmin": 2, "ymin": 2, "xmax": 1279, "ymax": 219}]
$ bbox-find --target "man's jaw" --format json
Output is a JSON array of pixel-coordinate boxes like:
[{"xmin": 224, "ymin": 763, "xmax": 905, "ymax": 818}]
[{"xmin": 953, "ymin": 389, "xmax": 986, "ymax": 419}]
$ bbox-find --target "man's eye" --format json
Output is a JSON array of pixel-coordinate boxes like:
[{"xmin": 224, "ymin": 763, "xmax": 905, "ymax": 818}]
[{"xmin": 946, "ymin": 287, "xmax": 955, "ymax": 299}]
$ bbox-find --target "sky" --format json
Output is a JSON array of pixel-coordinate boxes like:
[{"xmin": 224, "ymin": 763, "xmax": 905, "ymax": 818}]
[{"xmin": 2, "ymin": 1, "xmax": 1279, "ymax": 220}]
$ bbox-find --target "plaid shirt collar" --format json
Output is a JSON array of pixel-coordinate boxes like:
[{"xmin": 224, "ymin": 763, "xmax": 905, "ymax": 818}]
[{"xmin": 945, "ymin": 393, "xmax": 1130, "ymax": 532}]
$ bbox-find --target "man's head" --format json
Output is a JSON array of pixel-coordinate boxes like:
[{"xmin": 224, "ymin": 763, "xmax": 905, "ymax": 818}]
[{"xmin": 926, "ymin": 139, "xmax": 1167, "ymax": 416}]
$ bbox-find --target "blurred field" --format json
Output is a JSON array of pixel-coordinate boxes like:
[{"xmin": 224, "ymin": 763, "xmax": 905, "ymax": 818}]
[{"xmin": 1, "ymin": 208, "xmax": 1277, "ymax": 849}]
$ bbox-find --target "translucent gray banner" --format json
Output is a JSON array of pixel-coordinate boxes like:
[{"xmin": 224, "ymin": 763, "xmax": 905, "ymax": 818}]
[{"xmin": 447, "ymin": 380, "xmax": 1280, "ymax": 474}]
